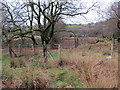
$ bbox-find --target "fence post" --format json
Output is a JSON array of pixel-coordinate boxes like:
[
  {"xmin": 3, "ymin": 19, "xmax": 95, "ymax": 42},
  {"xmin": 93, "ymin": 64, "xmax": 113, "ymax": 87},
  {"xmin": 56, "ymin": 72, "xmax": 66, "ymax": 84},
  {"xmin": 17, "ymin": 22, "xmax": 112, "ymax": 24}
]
[
  {"xmin": 77, "ymin": 36, "xmax": 79, "ymax": 46},
  {"xmin": 75, "ymin": 34, "xmax": 78, "ymax": 48},
  {"xmin": 111, "ymin": 33, "xmax": 115, "ymax": 57},
  {"xmin": 58, "ymin": 44, "xmax": 61, "ymax": 60},
  {"xmin": 32, "ymin": 44, "xmax": 35, "ymax": 55},
  {"xmin": 8, "ymin": 44, "xmax": 12, "ymax": 58},
  {"xmin": 74, "ymin": 35, "xmax": 77, "ymax": 48},
  {"xmin": 19, "ymin": 44, "xmax": 21, "ymax": 56}
]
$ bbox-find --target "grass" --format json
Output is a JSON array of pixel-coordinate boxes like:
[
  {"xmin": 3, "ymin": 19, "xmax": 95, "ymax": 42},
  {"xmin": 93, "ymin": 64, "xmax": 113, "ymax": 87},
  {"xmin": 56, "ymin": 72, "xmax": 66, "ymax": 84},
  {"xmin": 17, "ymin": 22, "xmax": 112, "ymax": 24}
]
[
  {"xmin": 30, "ymin": 61, "xmax": 54, "ymax": 68},
  {"xmin": 48, "ymin": 52, "xmax": 58, "ymax": 59},
  {"xmin": 2, "ymin": 57, "xmax": 51, "ymax": 88},
  {"xmin": 2, "ymin": 42, "xmax": 118, "ymax": 88},
  {"xmin": 67, "ymin": 24, "xmax": 85, "ymax": 28},
  {"xmin": 48, "ymin": 68, "xmax": 82, "ymax": 88},
  {"xmin": 57, "ymin": 42, "xmax": 118, "ymax": 88}
]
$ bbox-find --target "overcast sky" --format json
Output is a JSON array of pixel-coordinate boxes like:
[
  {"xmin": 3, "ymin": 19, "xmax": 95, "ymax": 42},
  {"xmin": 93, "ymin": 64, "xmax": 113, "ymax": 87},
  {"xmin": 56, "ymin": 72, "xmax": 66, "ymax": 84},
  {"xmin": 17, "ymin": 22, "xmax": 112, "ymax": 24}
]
[
  {"xmin": 5, "ymin": 0, "xmax": 119, "ymax": 24},
  {"xmin": 63, "ymin": 0, "xmax": 119, "ymax": 24}
]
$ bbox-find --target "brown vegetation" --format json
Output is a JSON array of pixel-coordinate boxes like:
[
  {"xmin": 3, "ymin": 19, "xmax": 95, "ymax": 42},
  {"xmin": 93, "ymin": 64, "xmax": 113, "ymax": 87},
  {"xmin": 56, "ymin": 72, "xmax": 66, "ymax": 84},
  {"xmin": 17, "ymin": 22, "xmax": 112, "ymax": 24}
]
[
  {"xmin": 54, "ymin": 42, "xmax": 118, "ymax": 88},
  {"xmin": 2, "ymin": 42, "xmax": 118, "ymax": 88}
]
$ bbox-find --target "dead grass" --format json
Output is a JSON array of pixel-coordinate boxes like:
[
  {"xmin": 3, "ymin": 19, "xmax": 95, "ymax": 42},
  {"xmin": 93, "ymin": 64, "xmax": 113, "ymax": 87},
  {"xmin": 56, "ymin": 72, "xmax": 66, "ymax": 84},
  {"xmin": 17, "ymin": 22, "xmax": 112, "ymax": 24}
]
[
  {"xmin": 3, "ymin": 67, "xmax": 51, "ymax": 88},
  {"xmin": 2, "ymin": 57, "xmax": 51, "ymax": 88},
  {"xmin": 2, "ymin": 42, "xmax": 118, "ymax": 88},
  {"xmin": 57, "ymin": 42, "xmax": 118, "ymax": 88}
]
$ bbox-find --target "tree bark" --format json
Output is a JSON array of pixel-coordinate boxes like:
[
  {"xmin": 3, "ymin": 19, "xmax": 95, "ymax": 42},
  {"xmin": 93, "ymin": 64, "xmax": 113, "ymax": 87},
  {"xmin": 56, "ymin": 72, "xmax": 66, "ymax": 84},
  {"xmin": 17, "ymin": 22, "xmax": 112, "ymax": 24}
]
[
  {"xmin": 8, "ymin": 44, "xmax": 12, "ymax": 58},
  {"xmin": 43, "ymin": 41, "xmax": 47, "ymax": 62},
  {"xmin": 21, "ymin": 37, "xmax": 25, "ymax": 44},
  {"xmin": 41, "ymin": 35, "xmax": 48, "ymax": 62},
  {"xmin": 8, "ymin": 41, "xmax": 17, "ymax": 57},
  {"xmin": 31, "ymin": 35, "xmax": 38, "ymax": 45}
]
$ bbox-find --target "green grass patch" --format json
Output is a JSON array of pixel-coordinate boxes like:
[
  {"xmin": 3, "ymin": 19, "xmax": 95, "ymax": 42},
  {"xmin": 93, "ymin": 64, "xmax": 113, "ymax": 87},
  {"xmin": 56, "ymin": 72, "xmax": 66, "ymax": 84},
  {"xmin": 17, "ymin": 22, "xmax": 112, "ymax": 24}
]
[
  {"xmin": 0, "ymin": 60, "xmax": 2, "ymax": 66},
  {"xmin": 2, "ymin": 55, "xmax": 11, "ymax": 62},
  {"xmin": 2, "ymin": 55, "xmax": 11, "ymax": 68},
  {"xmin": 2, "ymin": 66, "xmax": 26, "ymax": 81},
  {"xmin": 67, "ymin": 24, "xmax": 85, "ymax": 28},
  {"xmin": 48, "ymin": 68, "xmax": 82, "ymax": 88},
  {"xmin": 30, "ymin": 56, "xmax": 42, "ymax": 61},
  {"xmin": 48, "ymin": 53, "xmax": 58, "ymax": 59},
  {"xmin": 30, "ymin": 61, "xmax": 54, "ymax": 68},
  {"xmin": 30, "ymin": 62, "xmax": 47, "ymax": 67}
]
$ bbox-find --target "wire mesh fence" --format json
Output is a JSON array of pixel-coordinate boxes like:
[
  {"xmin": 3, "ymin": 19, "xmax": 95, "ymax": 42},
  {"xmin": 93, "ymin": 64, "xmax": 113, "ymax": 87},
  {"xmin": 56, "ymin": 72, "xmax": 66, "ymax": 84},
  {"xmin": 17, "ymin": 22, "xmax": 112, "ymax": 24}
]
[{"xmin": 8, "ymin": 45, "xmax": 47, "ymax": 58}]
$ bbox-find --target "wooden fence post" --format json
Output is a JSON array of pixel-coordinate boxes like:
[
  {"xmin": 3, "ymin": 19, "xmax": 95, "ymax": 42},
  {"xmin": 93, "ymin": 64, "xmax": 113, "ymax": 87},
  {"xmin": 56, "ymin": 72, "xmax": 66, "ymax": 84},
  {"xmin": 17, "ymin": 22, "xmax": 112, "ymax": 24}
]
[
  {"xmin": 32, "ymin": 44, "xmax": 35, "ymax": 55},
  {"xmin": 77, "ymin": 36, "xmax": 79, "ymax": 46},
  {"xmin": 111, "ymin": 33, "xmax": 115, "ymax": 57},
  {"xmin": 74, "ymin": 34, "xmax": 78, "ymax": 48},
  {"xmin": 58, "ymin": 44, "xmax": 61, "ymax": 60},
  {"xmin": 19, "ymin": 44, "xmax": 21, "ymax": 56}
]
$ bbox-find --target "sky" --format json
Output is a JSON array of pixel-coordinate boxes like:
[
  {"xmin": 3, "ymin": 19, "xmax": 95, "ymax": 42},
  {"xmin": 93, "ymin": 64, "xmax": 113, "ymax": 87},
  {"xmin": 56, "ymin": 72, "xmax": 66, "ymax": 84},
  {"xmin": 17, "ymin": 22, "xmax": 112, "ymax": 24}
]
[
  {"xmin": 63, "ymin": 0, "xmax": 119, "ymax": 24},
  {"xmin": 4, "ymin": 0, "xmax": 119, "ymax": 24}
]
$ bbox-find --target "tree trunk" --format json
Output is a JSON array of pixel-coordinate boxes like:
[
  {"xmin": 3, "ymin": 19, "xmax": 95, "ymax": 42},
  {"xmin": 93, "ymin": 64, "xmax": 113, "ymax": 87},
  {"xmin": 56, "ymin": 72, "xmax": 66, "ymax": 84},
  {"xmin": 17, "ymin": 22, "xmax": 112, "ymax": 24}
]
[
  {"xmin": 43, "ymin": 42, "xmax": 47, "ymax": 62},
  {"xmin": 21, "ymin": 37, "xmax": 25, "ymax": 44},
  {"xmin": 118, "ymin": 37, "xmax": 120, "ymax": 42},
  {"xmin": 50, "ymin": 38, "xmax": 55, "ymax": 49},
  {"xmin": 8, "ymin": 44, "xmax": 12, "ymax": 58},
  {"xmin": 8, "ymin": 41, "xmax": 17, "ymax": 57},
  {"xmin": 31, "ymin": 35, "xmax": 38, "ymax": 45}
]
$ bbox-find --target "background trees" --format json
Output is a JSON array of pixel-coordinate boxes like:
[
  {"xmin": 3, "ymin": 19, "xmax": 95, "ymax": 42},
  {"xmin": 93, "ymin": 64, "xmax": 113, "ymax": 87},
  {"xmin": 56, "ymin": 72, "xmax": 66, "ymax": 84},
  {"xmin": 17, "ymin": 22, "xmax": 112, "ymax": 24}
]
[{"xmin": 100, "ymin": 2, "xmax": 119, "ymax": 38}]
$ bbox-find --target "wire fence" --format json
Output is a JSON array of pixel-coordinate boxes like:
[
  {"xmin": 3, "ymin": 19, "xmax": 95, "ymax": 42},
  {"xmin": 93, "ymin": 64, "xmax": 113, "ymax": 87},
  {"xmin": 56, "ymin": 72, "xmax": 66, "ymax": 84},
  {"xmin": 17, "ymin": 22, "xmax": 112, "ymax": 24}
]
[
  {"xmin": 8, "ymin": 44, "xmax": 48, "ymax": 58},
  {"xmin": 7, "ymin": 44, "xmax": 62, "ymax": 61},
  {"xmin": 7, "ymin": 37, "xmax": 81, "ymax": 60}
]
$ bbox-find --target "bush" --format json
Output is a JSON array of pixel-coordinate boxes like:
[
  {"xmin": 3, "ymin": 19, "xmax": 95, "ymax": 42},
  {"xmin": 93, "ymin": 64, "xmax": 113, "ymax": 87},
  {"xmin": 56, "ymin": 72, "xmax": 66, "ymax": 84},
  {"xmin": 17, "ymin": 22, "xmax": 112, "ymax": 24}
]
[
  {"xmin": 2, "ymin": 65, "xmax": 50, "ymax": 88},
  {"xmin": 96, "ymin": 38, "xmax": 111, "ymax": 43}
]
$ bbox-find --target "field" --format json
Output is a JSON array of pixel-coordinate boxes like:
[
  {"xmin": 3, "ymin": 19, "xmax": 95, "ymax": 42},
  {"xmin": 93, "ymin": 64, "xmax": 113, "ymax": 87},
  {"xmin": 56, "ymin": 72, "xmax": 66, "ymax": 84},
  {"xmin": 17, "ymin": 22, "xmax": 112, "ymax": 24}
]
[
  {"xmin": 66, "ymin": 24, "xmax": 86, "ymax": 28},
  {"xmin": 1, "ymin": 41, "xmax": 118, "ymax": 88}
]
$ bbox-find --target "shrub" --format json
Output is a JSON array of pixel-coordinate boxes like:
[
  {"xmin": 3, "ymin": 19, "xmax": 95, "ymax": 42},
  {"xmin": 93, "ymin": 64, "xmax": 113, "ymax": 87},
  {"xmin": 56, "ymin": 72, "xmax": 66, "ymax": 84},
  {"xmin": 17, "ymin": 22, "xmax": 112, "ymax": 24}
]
[
  {"xmin": 96, "ymin": 38, "xmax": 111, "ymax": 43},
  {"xmin": 2, "ymin": 66, "xmax": 51, "ymax": 88}
]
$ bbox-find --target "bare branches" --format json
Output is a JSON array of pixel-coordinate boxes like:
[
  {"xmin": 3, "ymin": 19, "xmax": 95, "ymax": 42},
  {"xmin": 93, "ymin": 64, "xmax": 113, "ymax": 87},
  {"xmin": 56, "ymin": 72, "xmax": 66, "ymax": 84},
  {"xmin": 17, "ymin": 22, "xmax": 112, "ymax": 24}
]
[
  {"xmin": 2, "ymin": 0, "xmax": 99, "ymax": 45},
  {"xmin": 60, "ymin": 1, "xmax": 98, "ymax": 17},
  {"xmin": 2, "ymin": 2, "xmax": 16, "ymax": 26}
]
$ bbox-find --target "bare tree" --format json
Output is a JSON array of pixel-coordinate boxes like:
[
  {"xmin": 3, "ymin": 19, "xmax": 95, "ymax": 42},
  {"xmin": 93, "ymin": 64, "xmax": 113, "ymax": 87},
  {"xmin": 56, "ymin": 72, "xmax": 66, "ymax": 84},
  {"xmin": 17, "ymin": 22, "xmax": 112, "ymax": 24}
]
[
  {"xmin": 2, "ymin": 0, "xmax": 98, "ymax": 61},
  {"xmin": 2, "ymin": 1, "xmax": 26, "ymax": 45},
  {"xmin": 26, "ymin": 0, "xmax": 98, "ymax": 62},
  {"xmin": 91, "ymin": 2, "xmax": 119, "ymax": 38},
  {"xmin": 107, "ymin": 2, "xmax": 120, "ymax": 38}
]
